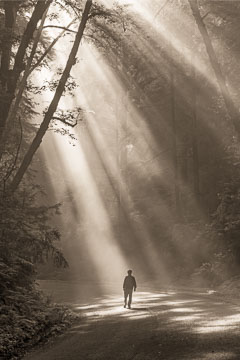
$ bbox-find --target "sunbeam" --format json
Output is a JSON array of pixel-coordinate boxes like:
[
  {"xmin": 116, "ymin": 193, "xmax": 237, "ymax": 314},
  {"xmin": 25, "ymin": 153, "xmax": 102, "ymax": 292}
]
[
  {"xmin": 32, "ymin": 0, "xmax": 240, "ymax": 296},
  {"xmin": 42, "ymin": 131, "xmax": 128, "ymax": 283}
]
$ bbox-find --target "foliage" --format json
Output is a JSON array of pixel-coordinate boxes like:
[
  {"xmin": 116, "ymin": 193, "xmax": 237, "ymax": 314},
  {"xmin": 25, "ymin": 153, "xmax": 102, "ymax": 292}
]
[
  {"xmin": 188, "ymin": 141, "xmax": 240, "ymax": 286},
  {"xmin": 0, "ymin": 186, "xmax": 68, "ymax": 293},
  {"xmin": 191, "ymin": 253, "xmax": 234, "ymax": 287},
  {"xmin": 0, "ymin": 286, "xmax": 75, "ymax": 359},
  {"xmin": 0, "ymin": 1, "xmax": 115, "ymax": 355},
  {"xmin": 211, "ymin": 143, "xmax": 240, "ymax": 263},
  {"xmin": 0, "ymin": 185, "xmax": 69, "ymax": 358}
]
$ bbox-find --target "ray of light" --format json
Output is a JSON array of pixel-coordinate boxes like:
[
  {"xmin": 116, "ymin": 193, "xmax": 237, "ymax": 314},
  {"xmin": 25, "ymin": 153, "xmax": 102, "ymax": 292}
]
[
  {"xmin": 129, "ymin": 1, "xmax": 215, "ymax": 84},
  {"xmin": 169, "ymin": 307, "xmax": 202, "ymax": 313},
  {"xmin": 171, "ymin": 315, "xmax": 202, "ymax": 322},
  {"xmin": 201, "ymin": 352, "xmax": 236, "ymax": 360},
  {"xmin": 130, "ymin": 0, "xmax": 240, "ymax": 130},
  {"xmin": 39, "ymin": 33, "xmax": 211, "ymax": 284},
  {"xmin": 195, "ymin": 313, "xmax": 240, "ymax": 333},
  {"xmin": 41, "ymin": 129, "xmax": 128, "ymax": 284},
  {"xmin": 36, "ymin": 0, "xmax": 228, "ymax": 286},
  {"xmin": 75, "ymin": 51, "xmax": 210, "ymax": 284},
  {"xmin": 53, "ymin": 133, "xmax": 128, "ymax": 282}
]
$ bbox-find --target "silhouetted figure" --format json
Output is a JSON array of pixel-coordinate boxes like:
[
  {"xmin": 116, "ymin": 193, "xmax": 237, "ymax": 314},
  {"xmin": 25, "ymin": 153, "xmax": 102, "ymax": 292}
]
[{"xmin": 123, "ymin": 269, "xmax": 137, "ymax": 309}]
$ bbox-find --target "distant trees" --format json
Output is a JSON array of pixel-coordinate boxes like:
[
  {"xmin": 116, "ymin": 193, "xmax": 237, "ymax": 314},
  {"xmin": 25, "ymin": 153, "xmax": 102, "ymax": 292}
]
[
  {"xmin": 188, "ymin": 0, "xmax": 240, "ymax": 136},
  {"xmin": 86, "ymin": 0, "xmax": 240, "ymax": 282}
]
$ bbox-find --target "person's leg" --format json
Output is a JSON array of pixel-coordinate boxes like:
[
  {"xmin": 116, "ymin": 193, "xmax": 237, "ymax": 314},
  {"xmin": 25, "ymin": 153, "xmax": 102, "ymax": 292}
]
[
  {"xmin": 124, "ymin": 290, "xmax": 128, "ymax": 307},
  {"xmin": 128, "ymin": 290, "xmax": 133, "ymax": 308}
]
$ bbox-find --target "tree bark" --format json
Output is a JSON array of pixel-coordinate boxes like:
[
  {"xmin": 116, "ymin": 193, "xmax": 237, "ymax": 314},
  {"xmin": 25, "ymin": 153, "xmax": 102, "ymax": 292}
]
[
  {"xmin": 190, "ymin": 52, "xmax": 200, "ymax": 204},
  {"xmin": 188, "ymin": 0, "xmax": 240, "ymax": 135},
  {"xmin": 0, "ymin": 5, "xmax": 50, "ymax": 162},
  {"xmin": 0, "ymin": 0, "xmax": 51, "ymax": 139},
  {"xmin": 0, "ymin": 1, "xmax": 19, "ymax": 134},
  {"xmin": 192, "ymin": 83, "xmax": 200, "ymax": 202},
  {"xmin": 170, "ymin": 70, "xmax": 181, "ymax": 222},
  {"xmin": 10, "ymin": 0, "xmax": 93, "ymax": 191},
  {"xmin": 0, "ymin": 2, "xmax": 18, "ymax": 81},
  {"xmin": 116, "ymin": 89, "xmax": 129, "ymax": 242}
]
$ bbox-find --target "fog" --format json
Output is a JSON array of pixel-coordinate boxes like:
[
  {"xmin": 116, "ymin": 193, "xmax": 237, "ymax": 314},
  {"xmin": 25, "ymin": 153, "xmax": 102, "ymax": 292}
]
[{"xmin": 35, "ymin": 0, "xmax": 238, "ymax": 292}]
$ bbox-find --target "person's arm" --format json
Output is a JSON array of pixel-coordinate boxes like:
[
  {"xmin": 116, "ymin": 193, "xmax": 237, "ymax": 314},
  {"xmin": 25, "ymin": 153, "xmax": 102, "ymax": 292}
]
[
  {"xmin": 123, "ymin": 277, "xmax": 126, "ymax": 290},
  {"xmin": 133, "ymin": 277, "xmax": 137, "ymax": 291}
]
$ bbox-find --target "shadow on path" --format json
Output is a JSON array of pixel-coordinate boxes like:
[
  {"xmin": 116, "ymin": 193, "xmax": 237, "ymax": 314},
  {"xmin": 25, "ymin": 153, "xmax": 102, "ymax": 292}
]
[{"xmin": 24, "ymin": 285, "xmax": 240, "ymax": 360}]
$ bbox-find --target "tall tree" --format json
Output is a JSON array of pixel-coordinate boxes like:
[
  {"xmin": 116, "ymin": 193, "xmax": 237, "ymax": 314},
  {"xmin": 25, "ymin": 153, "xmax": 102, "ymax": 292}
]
[
  {"xmin": 0, "ymin": 3, "xmax": 51, "ymax": 161},
  {"xmin": 188, "ymin": 0, "xmax": 240, "ymax": 136},
  {"xmin": 10, "ymin": 0, "xmax": 93, "ymax": 191},
  {"xmin": 0, "ymin": 0, "xmax": 51, "ymax": 140},
  {"xmin": 170, "ymin": 69, "xmax": 181, "ymax": 222},
  {"xmin": 192, "ymin": 88, "xmax": 200, "ymax": 202}
]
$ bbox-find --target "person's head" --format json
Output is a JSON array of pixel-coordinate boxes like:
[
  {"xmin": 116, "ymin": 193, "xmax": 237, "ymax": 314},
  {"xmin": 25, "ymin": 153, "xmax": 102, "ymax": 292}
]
[{"xmin": 127, "ymin": 269, "xmax": 132, "ymax": 275}]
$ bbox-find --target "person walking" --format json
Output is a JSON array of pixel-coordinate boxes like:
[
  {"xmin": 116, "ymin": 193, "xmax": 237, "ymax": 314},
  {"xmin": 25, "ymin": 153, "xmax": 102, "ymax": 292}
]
[{"xmin": 123, "ymin": 269, "xmax": 137, "ymax": 309}]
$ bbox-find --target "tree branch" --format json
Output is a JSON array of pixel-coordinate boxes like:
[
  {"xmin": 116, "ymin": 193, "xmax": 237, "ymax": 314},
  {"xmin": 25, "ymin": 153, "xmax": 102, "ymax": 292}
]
[
  {"xmin": 88, "ymin": 10, "xmax": 112, "ymax": 19},
  {"xmin": 52, "ymin": 116, "xmax": 78, "ymax": 127},
  {"xmin": 201, "ymin": 11, "xmax": 211, "ymax": 21},
  {"xmin": 10, "ymin": 0, "xmax": 93, "ymax": 191},
  {"xmin": 154, "ymin": 0, "xmax": 171, "ymax": 20},
  {"xmin": 30, "ymin": 18, "xmax": 77, "ymax": 73},
  {"xmin": 42, "ymin": 25, "xmax": 77, "ymax": 33}
]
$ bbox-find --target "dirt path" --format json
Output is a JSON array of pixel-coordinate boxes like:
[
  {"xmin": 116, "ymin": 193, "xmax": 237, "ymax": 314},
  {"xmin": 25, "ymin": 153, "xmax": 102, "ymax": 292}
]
[{"xmin": 23, "ymin": 285, "xmax": 240, "ymax": 360}]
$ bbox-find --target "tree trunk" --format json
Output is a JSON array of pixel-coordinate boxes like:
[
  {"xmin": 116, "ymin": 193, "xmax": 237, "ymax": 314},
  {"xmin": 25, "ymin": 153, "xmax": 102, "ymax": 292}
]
[
  {"xmin": 10, "ymin": 0, "xmax": 93, "ymax": 191},
  {"xmin": 0, "ymin": 0, "xmax": 51, "ymax": 139},
  {"xmin": 170, "ymin": 70, "xmax": 181, "ymax": 222},
  {"xmin": 0, "ymin": 1, "xmax": 19, "ymax": 134},
  {"xmin": 116, "ymin": 89, "xmax": 129, "ymax": 242},
  {"xmin": 0, "ymin": 2, "xmax": 18, "ymax": 79},
  {"xmin": 188, "ymin": 0, "xmax": 240, "ymax": 135},
  {"xmin": 190, "ymin": 52, "xmax": 200, "ymax": 204},
  {"xmin": 0, "ymin": 5, "xmax": 50, "ymax": 162},
  {"xmin": 192, "ymin": 83, "xmax": 200, "ymax": 202}
]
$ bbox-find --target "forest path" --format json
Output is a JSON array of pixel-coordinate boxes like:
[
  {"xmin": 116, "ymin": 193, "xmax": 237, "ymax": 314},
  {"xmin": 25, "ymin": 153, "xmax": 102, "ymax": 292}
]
[{"xmin": 23, "ymin": 283, "xmax": 240, "ymax": 360}]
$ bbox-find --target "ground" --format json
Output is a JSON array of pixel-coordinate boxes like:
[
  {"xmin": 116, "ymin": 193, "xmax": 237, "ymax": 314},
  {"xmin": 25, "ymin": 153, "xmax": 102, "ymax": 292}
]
[{"xmin": 23, "ymin": 281, "xmax": 240, "ymax": 360}]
